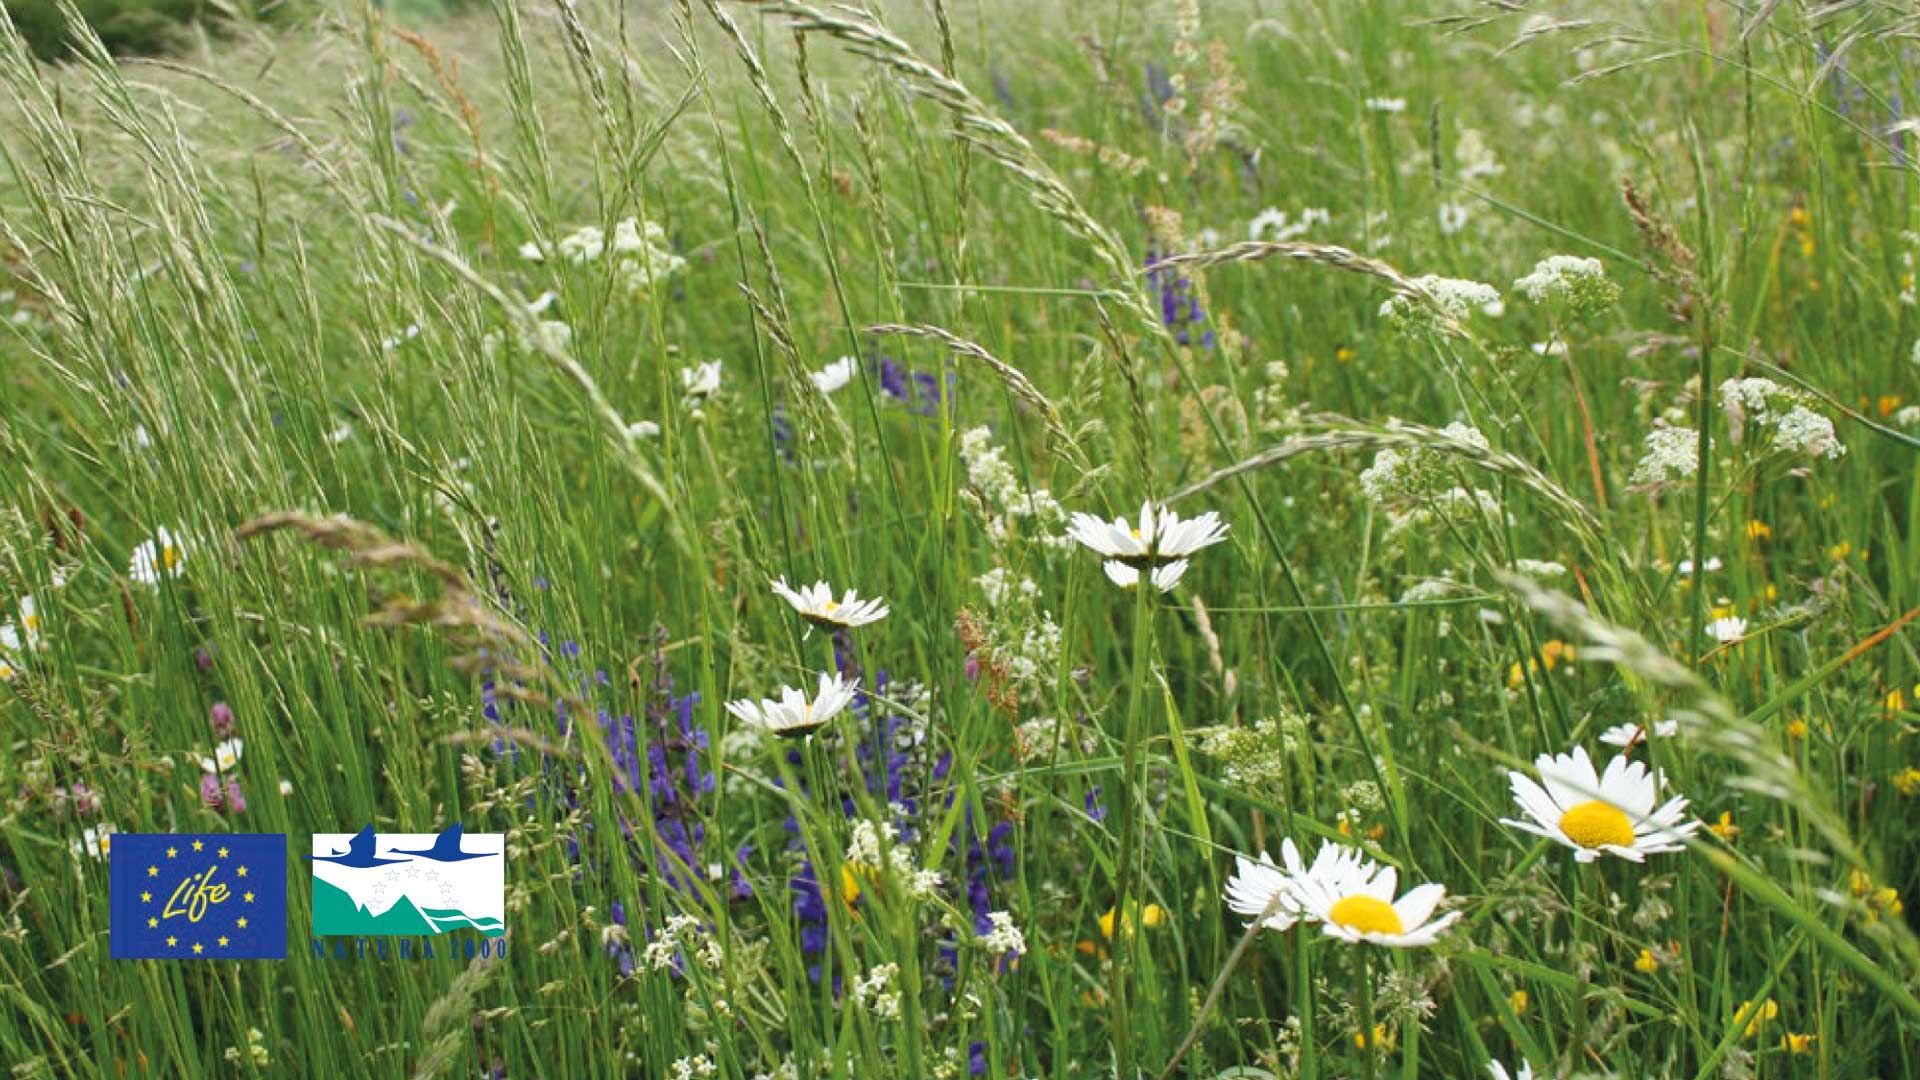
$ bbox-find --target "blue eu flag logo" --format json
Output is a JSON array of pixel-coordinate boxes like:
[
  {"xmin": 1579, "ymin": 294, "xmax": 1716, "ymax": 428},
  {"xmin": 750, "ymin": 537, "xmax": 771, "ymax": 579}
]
[{"xmin": 110, "ymin": 834, "xmax": 286, "ymax": 959}]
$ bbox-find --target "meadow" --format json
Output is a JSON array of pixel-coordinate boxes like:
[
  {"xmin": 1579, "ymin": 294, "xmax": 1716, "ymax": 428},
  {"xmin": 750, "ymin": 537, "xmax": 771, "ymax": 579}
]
[{"xmin": 2, "ymin": 0, "xmax": 1919, "ymax": 1076}]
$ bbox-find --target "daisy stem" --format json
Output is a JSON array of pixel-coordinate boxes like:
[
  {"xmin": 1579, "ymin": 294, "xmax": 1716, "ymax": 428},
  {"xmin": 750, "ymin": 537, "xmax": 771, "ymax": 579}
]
[
  {"xmin": 1297, "ymin": 923, "xmax": 1318, "ymax": 1080},
  {"xmin": 1110, "ymin": 575, "xmax": 1156, "ymax": 1079},
  {"xmin": 1360, "ymin": 948, "xmax": 1379, "ymax": 1080}
]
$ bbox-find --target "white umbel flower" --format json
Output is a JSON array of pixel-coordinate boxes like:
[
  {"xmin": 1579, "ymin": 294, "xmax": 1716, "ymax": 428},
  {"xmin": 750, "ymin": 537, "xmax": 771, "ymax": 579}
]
[
  {"xmin": 982, "ymin": 911, "xmax": 1027, "ymax": 956},
  {"xmin": 1501, "ymin": 747, "xmax": 1699, "ymax": 862},
  {"xmin": 770, "ymin": 578, "xmax": 890, "ymax": 629},
  {"xmin": 1598, "ymin": 719, "xmax": 1678, "ymax": 748},
  {"xmin": 725, "ymin": 672, "xmax": 858, "ymax": 739},
  {"xmin": 1068, "ymin": 501, "xmax": 1229, "ymax": 568},
  {"xmin": 1488, "ymin": 1062, "xmax": 1535, "ymax": 1080},
  {"xmin": 129, "ymin": 527, "xmax": 189, "ymax": 585},
  {"xmin": 1288, "ymin": 851, "xmax": 1460, "ymax": 948}
]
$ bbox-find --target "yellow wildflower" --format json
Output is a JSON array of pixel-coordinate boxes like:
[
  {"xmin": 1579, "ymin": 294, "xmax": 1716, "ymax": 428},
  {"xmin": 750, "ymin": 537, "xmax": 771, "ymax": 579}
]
[
  {"xmin": 1634, "ymin": 948, "xmax": 1660, "ymax": 974},
  {"xmin": 1509, "ymin": 989, "xmax": 1528, "ymax": 1015},
  {"xmin": 1353, "ymin": 1023, "xmax": 1396, "ymax": 1051},
  {"xmin": 1893, "ymin": 768, "xmax": 1920, "ymax": 797},
  {"xmin": 1734, "ymin": 998, "xmax": 1779, "ymax": 1038},
  {"xmin": 1782, "ymin": 1032, "xmax": 1816, "ymax": 1055},
  {"xmin": 1708, "ymin": 811, "xmax": 1741, "ymax": 841},
  {"xmin": 1784, "ymin": 718, "xmax": 1808, "ymax": 739},
  {"xmin": 1746, "ymin": 520, "xmax": 1772, "ymax": 541}
]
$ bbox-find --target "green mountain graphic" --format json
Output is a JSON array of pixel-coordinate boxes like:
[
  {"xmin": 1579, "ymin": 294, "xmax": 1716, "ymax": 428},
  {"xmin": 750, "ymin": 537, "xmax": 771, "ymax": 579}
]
[{"xmin": 311, "ymin": 877, "xmax": 441, "ymax": 936}]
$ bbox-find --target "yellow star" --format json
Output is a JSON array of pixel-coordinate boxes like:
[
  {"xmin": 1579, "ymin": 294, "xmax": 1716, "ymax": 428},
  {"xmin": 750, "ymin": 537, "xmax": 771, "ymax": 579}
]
[
  {"xmin": 217, "ymin": 846, "xmax": 229, "ymax": 859},
  {"xmin": 217, "ymin": 936, "xmax": 229, "ymax": 948},
  {"xmin": 236, "ymin": 866, "xmax": 248, "ymax": 878},
  {"xmin": 147, "ymin": 917, "xmax": 158, "ymax": 928},
  {"xmin": 192, "ymin": 840, "xmax": 204, "ymax": 852},
  {"xmin": 165, "ymin": 935, "xmax": 177, "ymax": 948},
  {"xmin": 140, "ymin": 891, "xmax": 152, "ymax": 903},
  {"xmin": 191, "ymin": 943, "xmax": 203, "ymax": 955},
  {"xmin": 166, "ymin": 847, "xmax": 177, "ymax": 859},
  {"xmin": 147, "ymin": 866, "xmax": 158, "ymax": 877},
  {"xmin": 236, "ymin": 917, "xmax": 248, "ymax": 929},
  {"xmin": 243, "ymin": 891, "xmax": 255, "ymax": 903}
]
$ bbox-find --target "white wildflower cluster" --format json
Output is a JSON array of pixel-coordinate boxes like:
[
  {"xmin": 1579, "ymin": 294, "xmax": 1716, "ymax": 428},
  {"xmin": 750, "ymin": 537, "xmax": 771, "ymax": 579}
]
[
  {"xmin": 1001, "ymin": 614, "xmax": 1061, "ymax": 685},
  {"xmin": 522, "ymin": 217, "xmax": 687, "ymax": 296},
  {"xmin": 1718, "ymin": 378, "xmax": 1846, "ymax": 460},
  {"xmin": 643, "ymin": 912, "xmax": 722, "ymax": 973},
  {"xmin": 751, "ymin": 1063, "xmax": 799, "ymax": 1080},
  {"xmin": 1195, "ymin": 714, "xmax": 1298, "ymax": 793},
  {"xmin": 1398, "ymin": 578, "xmax": 1461, "ymax": 604},
  {"xmin": 975, "ymin": 567, "xmax": 1040, "ymax": 608},
  {"xmin": 1895, "ymin": 404, "xmax": 1920, "ymax": 429},
  {"xmin": 981, "ymin": 910, "xmax": 1028, "ymax": 956},
  {"xmin": 957, "ymin": 427, "xmax": 1069, "ymax": 547},
  {"xmin": 851, "ymin": 962, "xmax": 902, "ymax": 1020},
  {"xmin": 1438, "ymin": 203, "xmax": 1470, "ymax": 236},
  {"xmin": 670, "ymin": 1055, "xmax": 717, "ymax": 1080},
  {"xmin": 1253, "ymin": 360, "xmax": 1307, "ymax": 432},
  {"xmin": 1629, "ymin": 426, "xmax": 1699, "ymax": 490},
  {"xmin": 222, "ymin": 1028, "xmax": 270, "ymax": 1067},
  {"xmin": 1513, "ymin": 559, "xmax": 1567, "ymax": 579},
  {"xmin": 1454, "ymin": 127, "xmax": 1504, "ymax": 181},
  {"xmin": 1248, "ymin": 207, "xmax": 1330, "ymax": 242},
  {"xmin": 1903, "ymin": 232, "xmax": 1919, "ymax": 306},
  {"xmin": 1358, "ymin": 423, "xmax": 1488, "ymax": 509},
  {"xmin": 1513, "ymin": 255, "xmax": 1620, "ymax": 316},
  {"xmin": 846, "ymin": 819, "xmax": 943, "ymax": 900},
  {"xmin": 481, "ymin": 292, "xmax": 572, "ymax": 359},
  {"xmin": 1013, "ymin": 714, "xmax": 1096, "ymax": 762},
  {"xmin": 1379, "ymin": 276, "xmax": 1501, "ymax": 334}
]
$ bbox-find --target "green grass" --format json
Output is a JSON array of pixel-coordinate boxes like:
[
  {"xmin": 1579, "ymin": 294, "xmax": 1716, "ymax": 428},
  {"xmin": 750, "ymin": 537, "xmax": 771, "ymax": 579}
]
[{"xmin": 2, "ymin": 0, "xmax": 1919, "ymax": 1076}]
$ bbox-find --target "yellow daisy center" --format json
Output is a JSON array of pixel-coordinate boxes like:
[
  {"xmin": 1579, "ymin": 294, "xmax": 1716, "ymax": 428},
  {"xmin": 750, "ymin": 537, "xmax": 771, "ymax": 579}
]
[
  {"xmin": 823, "ymin": 600, "xmax": 839, "ymax": 613},
  {"xmin": 1559, "ymin": 800, "xmax": 1635, "ymax": 849},
  {"xmin": 161, "ymin": 544, "xmax": 181, "ymax": 570},
  {"xmin": 1129, "ymin": 527, "xmax": 1142, "ymax": 539},
  {"xmin": 1327, "ymin": 895, "xmax": 1404, "ymax": 936}
]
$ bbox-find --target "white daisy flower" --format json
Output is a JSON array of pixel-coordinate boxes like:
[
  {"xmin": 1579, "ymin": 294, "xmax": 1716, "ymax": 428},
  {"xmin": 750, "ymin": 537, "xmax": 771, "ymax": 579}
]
[
  {"xmin": 197, "ymin": 738, "xmax": 245, "ymax": 775},
  {"xmin": 278, "ymin": 779, "xmax": 294, "ymax": 797},
  {"xmin": 1501, "ymin": 746, "xmax": 1700, "ymax": 862},
  {"xmin": 809, "ymin": 356, "xmax": 858, "ymax": 394},
  {"xmin": 1067, "ymin": 501, "xmax": 1229, "ymax": 568},
  {"xmin": 71, "ymin": 824, "xmax": 115, "ymax": 862},
  {"xmin": 1101, "ymin": 558, "xmax": 1189, "ymax": 593},
  {"xmin": 1708, "ymin": 615, "xmax": 1748, "ymax": 644},
  {"xmin": 129, "ymin": 527, "xmax": 189, "ymax": 585},
  {"xmin": 626, "ymin": 420, "xmax": 662, "ymax": 441},
  {"xmin": 1488, "ymin": 1062, "xmax": 1534, "ymax": 1080},
  {"xmin": 1598, "ymin": 719, "xmax": 1678, "ymax": 748},
  {"xmin": 770, "ymin": 578, "xmax": 890, "ymax": 629},
  {"xmin": 1289, "ymin": 851, "xmax": 1460, "ymax": 948},
  {"xmin": 725, "ymin": 672, "xmax": 859, "ymax": 739},
  {"xmin": 1223, "ymin": 838, "xmax": 1369, "ymax": 933},
  {"xmin": 1676, "ymin": 556, "xmax": 1722, "ymax": 575},
  {"xmin": 681, "ymin": 361, "xmax": 723, "ymax": 401}
]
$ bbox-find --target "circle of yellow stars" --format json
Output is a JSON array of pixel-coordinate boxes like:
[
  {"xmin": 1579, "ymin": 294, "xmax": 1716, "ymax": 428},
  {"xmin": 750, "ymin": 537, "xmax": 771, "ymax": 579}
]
[{"xmin": 141, "ymin": 841, "xmax": 253, "ymax": 954}]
